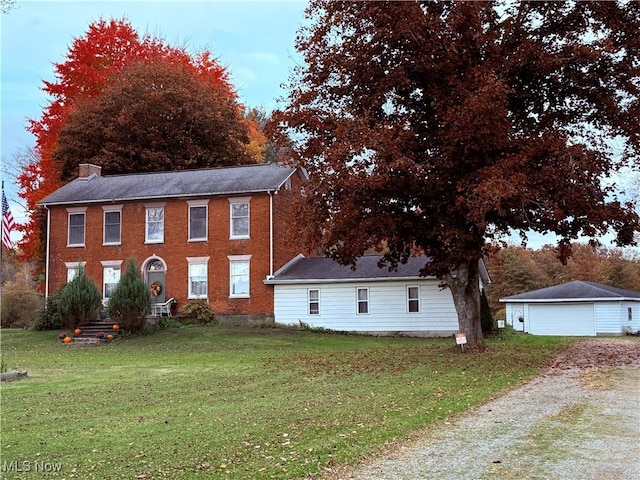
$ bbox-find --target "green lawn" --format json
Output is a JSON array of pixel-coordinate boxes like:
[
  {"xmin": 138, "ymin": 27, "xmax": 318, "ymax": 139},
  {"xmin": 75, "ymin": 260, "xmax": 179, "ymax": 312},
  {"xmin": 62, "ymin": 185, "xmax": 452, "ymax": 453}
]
[{"xmin": 0, "ymin": 326, "xmax": 569, "ymax": 479}]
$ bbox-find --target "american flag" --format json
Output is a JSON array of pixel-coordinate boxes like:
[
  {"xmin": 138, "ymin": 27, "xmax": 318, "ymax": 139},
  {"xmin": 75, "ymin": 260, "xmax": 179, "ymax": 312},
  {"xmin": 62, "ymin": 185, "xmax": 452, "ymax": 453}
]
[{"xmin": 2, "ymin": 189, "xmax": 15, "ymax": 250}]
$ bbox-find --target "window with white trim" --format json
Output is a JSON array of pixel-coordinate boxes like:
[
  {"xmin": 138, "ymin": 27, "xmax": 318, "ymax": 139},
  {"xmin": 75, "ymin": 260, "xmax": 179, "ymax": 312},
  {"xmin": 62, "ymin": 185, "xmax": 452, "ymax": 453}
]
[
  {"xmin": 229, "ymin": 255, "xmax": 251, "ymax": 297},
  {"xmin": 357, "ymin": 287, "xmax": 369, "ymax": 314},
  {"xmin": 308, "ymin": 289, "xmax": 320, "ymax": 315},
  {"xmin": 102, "ymin": 261, "xmax": 122, "ymax": 300},
  {"xmin": 187, "ymin": 257, "xmax": 209, "ymax": 299},
  {"xmin": 65, "ymin": 261, "xmax": 86, "ymax": 283},
  {"xmin": 407, "ymin": 286, "xmax": 420, "ymax": 313},
  {"xmin": 229, "ymin": 198, "xmax": 250, "ymax": 239},
  {"xmin": 67, "ymin": 207, "xmax": 86, "ymax": 246},
  {"xmin": 103, "ymin": 205, "xmax": 122, "ymax": 245},
  {"xmin": 188, "ymin": 200, "xmax": 208, "ymax": 241},
  {"xmin": 145, "ymin": 205, "xmax": 164, "ymax": 243}
]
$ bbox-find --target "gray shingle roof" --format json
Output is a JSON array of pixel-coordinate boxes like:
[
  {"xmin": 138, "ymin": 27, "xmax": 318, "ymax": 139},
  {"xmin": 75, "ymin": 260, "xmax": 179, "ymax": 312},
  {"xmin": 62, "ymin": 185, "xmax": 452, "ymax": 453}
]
[
  {"xmin": 500, "ymin": 280, "xmax": 640, "ymax": 302},
  {"xmin": 268, "ymin": 255, "xmax": 434, "ymax": 283},
  {"xmin": 266, "ymin": 255, "xmax": 491, "ymax": 284},
  {"xmin": 39, "ymin": 164, "xmax": 296, "ymax": 206}
]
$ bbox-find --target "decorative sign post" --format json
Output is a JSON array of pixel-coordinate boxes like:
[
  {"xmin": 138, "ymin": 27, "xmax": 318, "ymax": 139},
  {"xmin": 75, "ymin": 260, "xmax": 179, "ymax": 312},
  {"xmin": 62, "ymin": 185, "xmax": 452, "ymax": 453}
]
[{"xmin": 455, "ymin": 333, "xmax": 467, "ymax": 352}]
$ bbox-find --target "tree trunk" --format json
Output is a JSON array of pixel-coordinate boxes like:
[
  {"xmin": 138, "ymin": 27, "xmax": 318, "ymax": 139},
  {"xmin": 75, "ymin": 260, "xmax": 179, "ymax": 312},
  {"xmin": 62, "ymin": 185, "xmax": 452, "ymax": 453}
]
[{"xmin": 444, "ymin": 260, "xmax": 485, "ymax": 350}]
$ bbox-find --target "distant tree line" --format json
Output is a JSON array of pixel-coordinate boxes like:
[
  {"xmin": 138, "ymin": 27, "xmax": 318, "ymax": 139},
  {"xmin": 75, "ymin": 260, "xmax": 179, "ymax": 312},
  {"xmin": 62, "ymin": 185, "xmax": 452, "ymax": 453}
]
[{"xmin": 485, "ymin": 244, "xmax": 640, "ymax": 312}]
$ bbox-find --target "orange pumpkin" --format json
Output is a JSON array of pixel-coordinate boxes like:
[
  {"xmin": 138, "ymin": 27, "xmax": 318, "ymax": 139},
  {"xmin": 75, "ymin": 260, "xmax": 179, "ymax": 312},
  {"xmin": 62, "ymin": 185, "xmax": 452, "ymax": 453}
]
[
  {"xmin": 74, "ymin": 328, "xmax": 82, "ymax": 335},
  {"xmin": 112, "ymin": 324, "xmax": 120, "ymax": 331},
  {"xmin": 63, "ymin": 337, "xmax": 73, "ymax": 343},
  {"xmin": 107, "ymin": 334, "xmax": 114, "ymax": 340}
]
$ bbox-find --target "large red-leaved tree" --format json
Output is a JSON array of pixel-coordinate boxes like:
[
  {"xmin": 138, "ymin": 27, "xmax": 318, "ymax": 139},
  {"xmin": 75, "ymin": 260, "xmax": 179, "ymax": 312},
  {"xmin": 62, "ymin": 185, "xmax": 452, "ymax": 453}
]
[
  {"xmin": 17, "ymin": 18, "xmax": 256, "ymax": 280},
  {"xmin": 270, "ymin": 0, "xmax": 640, "ymax": 348}
]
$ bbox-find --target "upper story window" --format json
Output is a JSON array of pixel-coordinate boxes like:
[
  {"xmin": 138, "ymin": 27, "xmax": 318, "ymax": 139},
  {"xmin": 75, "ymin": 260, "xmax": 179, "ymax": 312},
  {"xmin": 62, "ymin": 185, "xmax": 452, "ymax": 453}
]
[
  {"xmin": 407, "ymin": 286, "xmax": 420, "ymax": 313},
  {"xmin": 357, "ymin": 287, "xmax": 369, "ymax": 314},
  {"xmin": 188, "ymin": 200, "xmax": 208, "ymax": 242},
  {"xmin": 145, "ymin": 204, "xmax": 165, "ymax": 243},
  {"xmin": 229, "ymin": 197, "xmax": 250, "ymax": 239},
  {"xmin": 67, "ymin": 207, "xmax": 87, "ymax": 247},
  {"xmin": 229, "ymin": 255, "xmax": 251, "ymax": 298},
  {"xmin": 103, "ymin": 205, "xmax": 122, "ymax": 245}
]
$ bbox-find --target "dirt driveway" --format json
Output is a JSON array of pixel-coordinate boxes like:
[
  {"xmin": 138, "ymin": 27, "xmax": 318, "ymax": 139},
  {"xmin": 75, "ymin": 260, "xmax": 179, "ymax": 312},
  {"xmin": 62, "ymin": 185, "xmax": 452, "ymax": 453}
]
[{"xmin": 326, "ymin": 338, "xmax": 640, "ymax": 480}]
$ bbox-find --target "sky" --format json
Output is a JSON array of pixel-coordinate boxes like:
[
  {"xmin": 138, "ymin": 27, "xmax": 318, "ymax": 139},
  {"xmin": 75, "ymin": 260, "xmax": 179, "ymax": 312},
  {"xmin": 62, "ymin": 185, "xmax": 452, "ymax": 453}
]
[
  {"xmin": 0, "ymin": 0, "xmax": 308, "ymax": 244},
  {"xmin": 0, "ymin": 0, "xmax": 636, "ymax": 254}
]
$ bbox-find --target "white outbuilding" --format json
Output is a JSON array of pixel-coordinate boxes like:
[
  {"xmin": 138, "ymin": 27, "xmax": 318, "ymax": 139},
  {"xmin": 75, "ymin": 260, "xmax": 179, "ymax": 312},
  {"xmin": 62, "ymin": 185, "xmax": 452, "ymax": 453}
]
[
  {"xmin": 265, "ymin": 254, "xmax": 490, "ymax": 337},
  {"xmin": 500, "ymin": 281, "xmax": 640, "ymax": 336}
]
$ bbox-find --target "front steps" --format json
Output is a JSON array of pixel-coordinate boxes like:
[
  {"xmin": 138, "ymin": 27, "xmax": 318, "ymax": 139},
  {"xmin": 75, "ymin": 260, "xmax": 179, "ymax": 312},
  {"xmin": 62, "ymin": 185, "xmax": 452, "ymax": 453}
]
[{"xmin": 63, "ymin": 319, "xmax": 120, "ymax": 345}]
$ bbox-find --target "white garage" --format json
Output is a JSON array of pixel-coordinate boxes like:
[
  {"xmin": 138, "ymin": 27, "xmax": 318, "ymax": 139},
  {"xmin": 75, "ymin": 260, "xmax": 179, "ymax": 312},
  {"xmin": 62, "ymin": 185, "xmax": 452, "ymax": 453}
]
[
  {"xmin": 501, "ymin": 281, "xmax": 640, "ymax": 336},
  {"xmin": 528, "ymin": 303, "xmax": 595, "ymax": 336}
]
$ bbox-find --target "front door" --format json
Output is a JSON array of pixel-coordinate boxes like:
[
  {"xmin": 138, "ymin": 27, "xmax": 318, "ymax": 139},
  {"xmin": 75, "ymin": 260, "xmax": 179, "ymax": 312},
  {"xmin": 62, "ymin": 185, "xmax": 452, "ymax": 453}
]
[{"xmin": 147, "ymin": 259, "xmax": 166, "ymax": 304}]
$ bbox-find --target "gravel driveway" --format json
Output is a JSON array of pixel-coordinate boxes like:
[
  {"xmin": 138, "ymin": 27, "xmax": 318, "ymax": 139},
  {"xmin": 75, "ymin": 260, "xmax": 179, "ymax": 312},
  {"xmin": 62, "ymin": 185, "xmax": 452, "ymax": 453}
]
[{"xmin": 325, "ymin": 338, "xmax": 640, "ymax": 480}]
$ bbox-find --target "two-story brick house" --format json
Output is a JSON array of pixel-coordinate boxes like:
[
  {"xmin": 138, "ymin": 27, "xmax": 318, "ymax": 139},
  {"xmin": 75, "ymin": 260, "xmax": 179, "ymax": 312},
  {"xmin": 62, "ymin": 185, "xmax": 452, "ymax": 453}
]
[{"xmin": 38, "ymin": 162, "xmax": 311, "ymax": 322}]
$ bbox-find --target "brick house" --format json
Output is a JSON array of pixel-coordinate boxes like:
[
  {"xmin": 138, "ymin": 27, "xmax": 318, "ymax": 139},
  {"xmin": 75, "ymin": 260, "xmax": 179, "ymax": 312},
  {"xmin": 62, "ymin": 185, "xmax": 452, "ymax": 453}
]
[{"xmin": 38, "ymin": 163, "xmax": 311, "ymax": 322}]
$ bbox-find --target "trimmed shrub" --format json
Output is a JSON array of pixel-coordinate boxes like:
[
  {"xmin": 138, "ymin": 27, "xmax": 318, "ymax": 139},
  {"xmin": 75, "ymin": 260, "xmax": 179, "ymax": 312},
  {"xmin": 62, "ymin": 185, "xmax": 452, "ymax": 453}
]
[
  {"xmin": 0, "ymin": 282, "xmax": 44, "ymax": 329},
  {"xmin": 57, "ymin": 269, "xmax": 102, "ymax": 329},
  {"xmin": 180, "ymin": 300, "xmax": 217, "ymax": 325},
  {"xmin": 107, "ymin": 257, "xmax": 150, "ymax": 333}
]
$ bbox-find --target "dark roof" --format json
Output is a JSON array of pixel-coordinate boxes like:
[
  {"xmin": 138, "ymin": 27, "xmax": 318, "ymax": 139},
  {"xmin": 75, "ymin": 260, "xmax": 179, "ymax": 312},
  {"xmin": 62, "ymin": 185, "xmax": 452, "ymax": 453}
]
[
  {"xmin": 39, "ymin": 164, "xmax": 296, "ymax": 206},
  {"xmin": 500, "ymin": 280, "xmax": 640, "ymax": 302},
  {"xmin": 266, "ymin": 255, "xmax": 491, "ymax": 284}
]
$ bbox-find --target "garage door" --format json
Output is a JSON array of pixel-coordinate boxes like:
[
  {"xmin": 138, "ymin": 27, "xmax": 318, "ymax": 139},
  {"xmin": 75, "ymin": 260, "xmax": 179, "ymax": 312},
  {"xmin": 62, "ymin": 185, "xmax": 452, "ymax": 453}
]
[{"xmin": 528, "ymin": 303, "xmax": 596, "ymax": 336}]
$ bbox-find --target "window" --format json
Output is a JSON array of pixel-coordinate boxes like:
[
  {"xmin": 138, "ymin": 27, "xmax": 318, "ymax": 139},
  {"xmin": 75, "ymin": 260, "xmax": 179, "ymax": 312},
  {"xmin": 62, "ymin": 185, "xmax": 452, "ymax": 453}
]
[
  {"xmin": 101, "ymin": 261, "xmax": 122, "ymax": 300},
  {"xmin": 357, "ymin": 287, "xmax": 369, "ymax": 314},
  {"xmin": 188, "ymin": 201, "xmax": 208, "ymax": 241},
  {"xmin": 145, "ymin": 205, "xmax": 164, "ymax": 243},
  {"xmin": 103, "ymin": 206, "xmax": 122, "ymax": 245},
  {"xmin": 65, "ymin": 261, "xmax": 86, "ymax": 283},
  {"xmin": 229, "ymin": 198, "xmax": 250, "ymax": 238},
  {"xmin": 407, "ymin": 286, "xmax": 420, "ymax": 313},
  {"xmin": 629, "ymin": 307, "xmax": 633, "ymax": 322},
  {"xmin": 308, "ymin": 289, "xmax": 320, "ymax": 315},
  {"xmin": 67, "ymin": 208, "xmax": 86, "ymax": 246},
  {"xmin": 187, "ymin": 257, "xmax": 209, "ymax": 299},
  {"xmin": 229, "ymin": 255, "xmax": 251, "ymax": 297}
]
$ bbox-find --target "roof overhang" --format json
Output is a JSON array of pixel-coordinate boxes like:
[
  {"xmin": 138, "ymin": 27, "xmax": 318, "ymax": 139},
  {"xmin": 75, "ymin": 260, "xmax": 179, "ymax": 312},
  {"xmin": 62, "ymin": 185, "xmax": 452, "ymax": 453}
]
[{"xmin": 500, "ymin": 297, "xmax": 640, "ymax": 303}]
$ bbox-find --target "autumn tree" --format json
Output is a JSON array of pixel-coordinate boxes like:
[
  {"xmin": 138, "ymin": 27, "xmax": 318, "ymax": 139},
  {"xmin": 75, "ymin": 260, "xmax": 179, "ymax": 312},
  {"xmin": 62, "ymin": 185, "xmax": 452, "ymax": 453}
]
[
  {"xmin": 270, "ymin": 0, "xmax": 640, "ymax": 348},
  {"xmin": 17, "ymin": 18, "xmax": 259, "ymax": 276},
  {"xmin": 54, "ymin": 60, "xmax": 252, "ymax": 181}
]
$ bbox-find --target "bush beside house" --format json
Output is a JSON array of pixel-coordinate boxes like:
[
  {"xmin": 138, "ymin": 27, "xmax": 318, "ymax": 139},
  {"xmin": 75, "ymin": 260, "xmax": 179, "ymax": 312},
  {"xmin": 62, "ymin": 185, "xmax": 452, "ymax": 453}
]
[{"xmin": 107, "ymin": 258, "xmax": 150, "ymax": 333}]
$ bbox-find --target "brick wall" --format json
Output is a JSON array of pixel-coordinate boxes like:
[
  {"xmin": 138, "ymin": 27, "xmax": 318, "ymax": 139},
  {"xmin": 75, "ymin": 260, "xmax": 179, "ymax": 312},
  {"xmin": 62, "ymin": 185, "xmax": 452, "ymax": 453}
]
[{"xmin": 46, "ymin": 178, "xmax": 313, "ymax": 317}]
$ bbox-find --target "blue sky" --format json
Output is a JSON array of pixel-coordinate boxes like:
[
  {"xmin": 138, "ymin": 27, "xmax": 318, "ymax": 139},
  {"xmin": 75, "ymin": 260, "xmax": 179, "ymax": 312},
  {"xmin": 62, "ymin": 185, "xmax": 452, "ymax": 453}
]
[{"xmin": 1, "ymin": 0, "xmax": 308, "ymax": 239}]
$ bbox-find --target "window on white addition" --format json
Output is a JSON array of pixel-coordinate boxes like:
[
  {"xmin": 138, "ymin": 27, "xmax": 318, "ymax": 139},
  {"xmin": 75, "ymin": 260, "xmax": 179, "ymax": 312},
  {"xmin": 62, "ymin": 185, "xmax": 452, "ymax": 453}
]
[{"xmin": 357, "ymin": 287, "xmax": 369, "ymax": 314}]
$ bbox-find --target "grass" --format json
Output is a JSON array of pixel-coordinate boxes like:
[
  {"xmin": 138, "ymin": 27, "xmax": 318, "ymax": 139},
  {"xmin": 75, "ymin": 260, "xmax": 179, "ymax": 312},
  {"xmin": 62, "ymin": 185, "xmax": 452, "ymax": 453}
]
[{"xmin": 0, "ymin": 325, "xmax": 570, "ymax": 479}]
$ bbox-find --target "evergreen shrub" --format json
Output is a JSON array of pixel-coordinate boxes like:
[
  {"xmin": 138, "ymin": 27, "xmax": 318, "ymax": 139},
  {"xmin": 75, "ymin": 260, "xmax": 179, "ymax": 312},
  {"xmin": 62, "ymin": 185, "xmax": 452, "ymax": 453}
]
[{"xmin": 107, "ymin": 257, "xmax": 150, "ymax": 333}]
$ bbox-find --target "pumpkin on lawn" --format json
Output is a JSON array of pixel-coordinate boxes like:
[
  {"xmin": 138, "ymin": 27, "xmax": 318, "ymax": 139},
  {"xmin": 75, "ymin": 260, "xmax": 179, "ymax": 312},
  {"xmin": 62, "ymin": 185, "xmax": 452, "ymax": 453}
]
[
  {"xmin": 107, "ymin": 334, "xmax": 114, "ymax": 340},
  {"xmin": 63, "ymin": 337, "xmax": 73, "ymax": 343}
]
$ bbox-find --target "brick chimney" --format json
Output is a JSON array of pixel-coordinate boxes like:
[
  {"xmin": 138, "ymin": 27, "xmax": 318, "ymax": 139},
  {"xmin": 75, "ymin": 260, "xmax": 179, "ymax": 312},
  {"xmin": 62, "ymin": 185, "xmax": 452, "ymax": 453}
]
[{"xmin": 78, "ymin": 163, "xmax": 102, "ymax": 178}]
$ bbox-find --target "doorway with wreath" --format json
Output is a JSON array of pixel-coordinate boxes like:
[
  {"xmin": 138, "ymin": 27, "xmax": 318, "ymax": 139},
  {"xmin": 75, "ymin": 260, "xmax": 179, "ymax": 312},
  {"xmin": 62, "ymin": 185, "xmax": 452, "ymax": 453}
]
[{"xmin": 145, "ymin": 258, "xmax": 166, "ymax": 304}]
